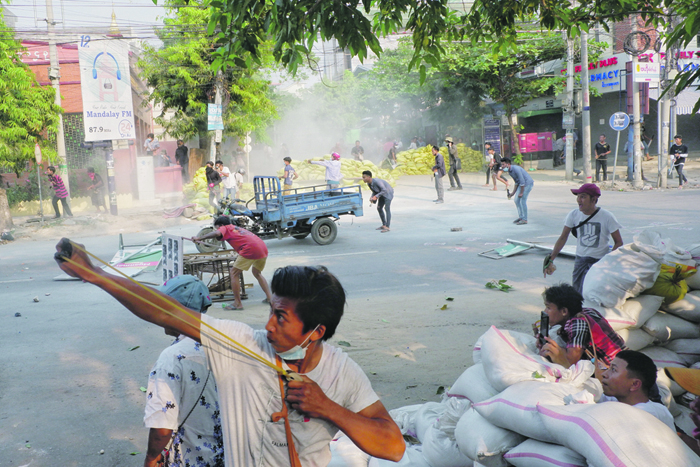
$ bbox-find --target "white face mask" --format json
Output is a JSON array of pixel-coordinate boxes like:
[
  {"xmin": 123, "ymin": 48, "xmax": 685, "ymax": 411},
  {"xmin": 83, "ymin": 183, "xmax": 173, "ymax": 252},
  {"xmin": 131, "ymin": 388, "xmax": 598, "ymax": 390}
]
[{"xmin": 276, "ymin": 324, "xmax": 320, "ymax": 361}]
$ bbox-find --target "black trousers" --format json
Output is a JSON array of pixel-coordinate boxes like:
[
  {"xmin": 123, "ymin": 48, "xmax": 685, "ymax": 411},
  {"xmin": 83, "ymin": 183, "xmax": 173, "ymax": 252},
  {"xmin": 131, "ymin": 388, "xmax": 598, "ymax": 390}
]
[
  {"xmin": 52, "ymin": 195, "xmax": 73, "ymax": 217},
  {"xmin": 596, "ymin": 159, "xmax": 608, "ymax": 181}
]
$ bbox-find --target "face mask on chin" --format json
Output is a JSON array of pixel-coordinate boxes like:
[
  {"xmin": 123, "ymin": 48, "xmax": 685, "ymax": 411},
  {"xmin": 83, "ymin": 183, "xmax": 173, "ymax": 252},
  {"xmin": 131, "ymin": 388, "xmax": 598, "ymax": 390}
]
[{"xmin": 276, "ymin": 324, "xmax": 320, "ymax": 361}]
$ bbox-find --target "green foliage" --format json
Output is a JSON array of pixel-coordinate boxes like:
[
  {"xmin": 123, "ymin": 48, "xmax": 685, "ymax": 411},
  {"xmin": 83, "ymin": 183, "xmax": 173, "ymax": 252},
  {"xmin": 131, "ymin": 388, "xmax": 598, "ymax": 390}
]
[
  {"xmin": 0, "ymin": 12, "xmax": 61, "ymax": 175},
  {"xmin": 139, "ymin": 0, "xmax": 278, "ymax": 144},
  {"xmin": 5, "ymin": 169, "xmax": 41, "ymax": 206}
]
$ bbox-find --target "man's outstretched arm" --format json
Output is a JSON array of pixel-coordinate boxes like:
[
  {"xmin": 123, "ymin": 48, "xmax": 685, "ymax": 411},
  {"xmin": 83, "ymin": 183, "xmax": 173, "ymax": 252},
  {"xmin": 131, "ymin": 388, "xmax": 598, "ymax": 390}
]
[{"xmin": 54, "ymin": 238, "xmax": 201, "ymax": 341}]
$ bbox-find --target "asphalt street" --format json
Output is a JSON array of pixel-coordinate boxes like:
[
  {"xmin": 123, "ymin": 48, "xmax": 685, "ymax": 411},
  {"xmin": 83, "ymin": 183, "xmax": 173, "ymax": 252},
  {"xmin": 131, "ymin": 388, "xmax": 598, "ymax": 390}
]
[{"xmin": 1, "ymin": 171, "xmax": 698, "ymax": 466}]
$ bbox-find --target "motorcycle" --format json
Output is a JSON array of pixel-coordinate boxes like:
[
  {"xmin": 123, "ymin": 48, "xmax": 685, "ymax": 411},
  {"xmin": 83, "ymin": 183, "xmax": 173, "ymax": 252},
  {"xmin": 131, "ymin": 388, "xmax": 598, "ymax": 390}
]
[{"xmin": 194, "ymin": 196, "xmax": 257, "ymax": 253}]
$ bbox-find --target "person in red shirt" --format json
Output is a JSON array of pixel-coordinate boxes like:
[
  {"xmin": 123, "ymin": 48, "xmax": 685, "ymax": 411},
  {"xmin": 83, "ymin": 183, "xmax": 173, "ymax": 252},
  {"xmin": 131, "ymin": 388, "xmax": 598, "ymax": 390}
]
[{"xmin": 194, "ymin": 216, "xmax": 272, "ymax": 310}]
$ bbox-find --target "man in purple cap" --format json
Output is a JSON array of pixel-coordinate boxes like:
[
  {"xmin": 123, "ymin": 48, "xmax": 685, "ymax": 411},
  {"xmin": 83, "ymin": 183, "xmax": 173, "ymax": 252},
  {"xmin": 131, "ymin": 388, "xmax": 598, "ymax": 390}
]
[{"xmin": 544, "ymin": 183, "xmax": 623, "ymax": 293}]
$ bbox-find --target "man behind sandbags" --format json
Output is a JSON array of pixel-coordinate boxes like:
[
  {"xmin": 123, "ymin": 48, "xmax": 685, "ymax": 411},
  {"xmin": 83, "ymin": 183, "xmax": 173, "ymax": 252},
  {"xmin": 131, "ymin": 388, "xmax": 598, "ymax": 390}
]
[{"xmin": 537, "ymin": 283, "xmax": 625, "ymax": 371}]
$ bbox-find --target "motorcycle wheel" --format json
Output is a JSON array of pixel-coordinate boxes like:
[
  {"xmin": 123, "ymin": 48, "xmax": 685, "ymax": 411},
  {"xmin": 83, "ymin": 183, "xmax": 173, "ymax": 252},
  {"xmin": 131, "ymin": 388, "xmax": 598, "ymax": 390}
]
[{"xmin": 195, "ymin": 226, "xmax": 224, "ymax": 253}]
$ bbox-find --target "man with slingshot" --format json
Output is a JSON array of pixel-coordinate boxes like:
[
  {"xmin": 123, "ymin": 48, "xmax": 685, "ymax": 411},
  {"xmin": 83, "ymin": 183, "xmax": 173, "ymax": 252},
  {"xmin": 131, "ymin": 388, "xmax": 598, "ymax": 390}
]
[{"xmin": 54, "ymin": 238, "xmax": 404, "ymax": 467}]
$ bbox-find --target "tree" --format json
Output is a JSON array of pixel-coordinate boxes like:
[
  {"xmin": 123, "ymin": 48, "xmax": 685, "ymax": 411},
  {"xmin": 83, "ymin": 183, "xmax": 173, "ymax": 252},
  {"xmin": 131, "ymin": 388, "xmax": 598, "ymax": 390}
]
[
  {"xmin": 139, "ymin": 0, "xmax": 278, "ymax": 148},
  {"xmin": 0, "ymin": 13, "xmax": 61, "ymax": 176},
  {"xmin": 439, "ymin": 33, "xmax": 568, "ymax": 163}
]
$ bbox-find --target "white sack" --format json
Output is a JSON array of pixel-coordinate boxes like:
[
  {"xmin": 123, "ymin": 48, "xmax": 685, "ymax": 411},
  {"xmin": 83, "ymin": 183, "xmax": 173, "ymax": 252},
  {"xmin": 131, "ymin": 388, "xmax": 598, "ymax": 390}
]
[
  {"xmin": 422, "ymin": 424, "xmax": 473, "ymax": 467},
  {"xmin": 535, "ymin": 402, "xmax": 700, "ymax": 467},
  {"xmin": 616, "ymin": 328, "xmax": 656, "ymax": 351},
  {"xmin": 632, "ymin": 230, "xmax": 696, "ymax": 267},
  {"xmin": 455, "ymin": 407, "xmax": 524, "ymax": 467},
  {"xmin": 368, "ymin": 444, "xmax": 431, "ymax": 467},
  {"xmin": 657, "ymin": 381, "xmax": 682, "ymax": 417},
  {"xmin": 665, "ymin": 338, "xmax": 700, "ymax": 366},
  {"xmin": 657, "ymin": 367, "xmax": 687, "ymax": 397},
  {"xmin": 447, "ymin": 364, "xmax": 499, "ymax": 404},
  {"xmin": 587, "ymin": 295, "xmax": 663, "ymax": 331},
  {"xmin": 581, "ymin": 244, "xmax": 661, "ymax": 309},
  {"xmin": 478, "ymin": 326, "xmax": 594, "ymax": 392},
  {"xmin": 414, "ymin": 401, "xmax": 446, "ymax": 443},
  {"xmin": 688, "ymin": 270, "xmax": 700, "ymax": 290},
  {"xmin": 328, "ymin": 433, "xmax": 370, "ymax": 467},
  {"xmin": 641, "ymin": 311, "xmax": 700, "ymax": 343},
  {"xmin": 473, "ymin": 381, "xmax": 596, "ymax": 444},
  {"xmin": 503, "ymin": 439, "xmax": 586, "ymax": 467},
  {"xmin": 388, "ymin": 404, "xmax": 424, "ymax": 438},
  {"xmin": 639, "ymin": 345, "xmax": 687, "ymax": 367},
  {"xmin": 674, "ymin": 405, "xmax": 699, "ymax": 436},
  {"xmin": 665, "ymin": 290, "xmax": 700, "ymax": 322},
  {"xmin": 473, "ymin": 334, "xmax": 483, "ymax": 364}
]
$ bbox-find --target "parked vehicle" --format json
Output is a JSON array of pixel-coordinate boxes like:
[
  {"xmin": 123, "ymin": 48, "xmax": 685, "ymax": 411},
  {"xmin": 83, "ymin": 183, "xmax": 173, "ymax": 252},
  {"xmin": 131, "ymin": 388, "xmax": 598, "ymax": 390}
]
[{"xmin": 195, "ymin": 176, "xmax": 364, "ymax": 252}]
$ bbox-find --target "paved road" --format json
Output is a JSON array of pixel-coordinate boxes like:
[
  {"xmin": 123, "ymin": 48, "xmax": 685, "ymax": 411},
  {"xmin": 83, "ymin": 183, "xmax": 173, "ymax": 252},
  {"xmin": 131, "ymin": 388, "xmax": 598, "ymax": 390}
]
[{"xmin": 1, "ymin": 172, "xmax": 698, "ymax": 466}]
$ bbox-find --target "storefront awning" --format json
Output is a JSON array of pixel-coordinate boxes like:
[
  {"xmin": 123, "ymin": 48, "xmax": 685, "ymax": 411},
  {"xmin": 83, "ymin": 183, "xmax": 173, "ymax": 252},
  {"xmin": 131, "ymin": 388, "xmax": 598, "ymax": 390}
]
[
  {"xmin": 517, "ymin": 108, "xmax": 562, "ymax": 118},
  {"xmin": 649, "ymin": 87, "xmax": 700, "ymax": 115}
]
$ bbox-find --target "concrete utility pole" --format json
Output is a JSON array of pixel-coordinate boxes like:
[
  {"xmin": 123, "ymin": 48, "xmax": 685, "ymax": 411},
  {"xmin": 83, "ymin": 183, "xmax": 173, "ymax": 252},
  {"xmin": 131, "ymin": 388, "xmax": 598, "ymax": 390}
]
[
  {"xmin": 210, "ymin": 70, "xmax": 223, "ymax": 162},
  {"xmin": 565, "ymin": 37, "xmax": 575, "ymax": 181},
  {"xmin": 631, "ymin": 18, "xmax": 643, "ymax": 188},
  {"xmin": 46, "ymin": 0, "xmax": 69, "ymax": 193},
  {"xmin": 658, "ymin": 13, "xmax": 675, "ymax": 189},
  {"xmin": 581, "ymin": 31, "xmax": 593, "ymax": 183}
]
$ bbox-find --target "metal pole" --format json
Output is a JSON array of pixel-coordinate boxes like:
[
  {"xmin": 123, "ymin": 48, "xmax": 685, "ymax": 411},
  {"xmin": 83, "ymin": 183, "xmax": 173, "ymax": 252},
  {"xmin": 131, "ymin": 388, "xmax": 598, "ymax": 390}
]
[
  {"xmin": 612, "ymin": 130, "xmax": 621, "ymax": 184},
  {"xmin": 565, "ymin": 37, "xmax": 575, "ymax": 181},
  {"xmin": 581, "ymin": 31, "xmax": 593, "ymax": 183},
  {"xmin": 104, "ymin": 142, "xmax": 118, "ymax": 215},
  {"xmin": 210, "ymin": 70, "xmax": 223, "ymax": 163},
  {"xmin": 46, "ymin": 0, "xmax": 69, "ymax": 193},
  {"xmin": 631, "ymin": 18, "xmax": 643, "ymax": 188},
  {"xmin": 659, "ymin": 21, "xmax": 673, "ymax": 189}
]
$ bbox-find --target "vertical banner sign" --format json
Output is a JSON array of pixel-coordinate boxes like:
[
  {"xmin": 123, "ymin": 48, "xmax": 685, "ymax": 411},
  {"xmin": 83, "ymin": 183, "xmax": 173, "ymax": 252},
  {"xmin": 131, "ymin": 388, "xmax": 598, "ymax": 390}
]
[
  {"xmin": 78, "ymin": 35, "xmax": 135, "ymax": 141},
  {"xmin": 208, "ymin": 104, "xmax": 224, "ymax": 130},
  {"xmin": 483, "ymin": 118, "xmax": 502, "ymax": 155},
  {"xmin": 162, "ymin": 234, "xmax": 184, "ymax": 283}
]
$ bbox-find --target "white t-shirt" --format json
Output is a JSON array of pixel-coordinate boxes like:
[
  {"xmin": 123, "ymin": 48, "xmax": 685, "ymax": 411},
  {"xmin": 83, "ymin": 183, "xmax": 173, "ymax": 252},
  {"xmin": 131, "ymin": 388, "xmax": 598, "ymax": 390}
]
[
  {"xmin": 200, "ymin": 314, "xmax": 379, "ymax": 467},
  {"xmin": 599, "ymin": 395, "xmax": 675, "ymax": 431},
  {"xmin": 564, "ymin": 207, "xmax": 621, "ymax": 259},
  {"xmin": 310, "ymin": 160, "xmax": 342, "ymax": 182},
  {"xmin": 220, "ymin": 166, "xmax": 235, "ymax": 189}
]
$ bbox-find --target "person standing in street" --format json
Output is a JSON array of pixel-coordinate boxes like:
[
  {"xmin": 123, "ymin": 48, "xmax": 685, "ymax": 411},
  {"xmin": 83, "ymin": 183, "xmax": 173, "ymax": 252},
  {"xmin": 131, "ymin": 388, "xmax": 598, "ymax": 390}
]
[
  {"xmin": 501, "ymin": 157, "xmax": 533, "ymax": 225},
  {"xmin": 280, "ymin": 156, "xmax": 298, "ymax": 194},
  {"xmin": 47, "ymin": 165, "xmax": 73, "ymax": 218},
  {"xmin": 489, "ymin": 147, "xmax": 509, "ymax": 191},
  {"xmin": 216, "ymin": 160, "xmax": 235, "ymax": 200},
  {"xmin": 351, "ymin": 141, "xmax": 365, "ymax": 161},
  {"xmin": 144, "ymin": 133, "xmax": 160, "ymax": 157},
  {"xmin": 307, "ymin": 152, "xmax": 342, "ymax": 190},
  {"xmin": 143, "ymin": 274, "xmax": 225, "ymax": 467},
  {"xmin": 362, "ymin": 170, "xmax": 394, "ymax": 233},
  {"xmin": 175, "ymin": 140, "xmax": 189, "ymax": 182},
  {"xmin": 544, "ymin": 183, "xmax": 623, "ymax": 293},
  {"xmin": 594, "ymin": 134, "xmax": 611, "ymax": 182},
  {"xmin": 445, "ymin": 137, "xmax": 463, "ymax": 191},
  {"xmin": 205, "ymin": 161, "xmax": 222, "ymax": 210},
  {"xmin": 669, "ymin": 135, "xmax": 689, "ymax": 189},
  {"xmin": 431, "ymin": 145, "xmax": 445, "ymax": 204},
  {"xmin": 483, "ymin": 142, "xmax": 493, "ymax": 186},
  {"xmin": 86, "ymin": 167, "xmax": 107, "ymax": 213}
]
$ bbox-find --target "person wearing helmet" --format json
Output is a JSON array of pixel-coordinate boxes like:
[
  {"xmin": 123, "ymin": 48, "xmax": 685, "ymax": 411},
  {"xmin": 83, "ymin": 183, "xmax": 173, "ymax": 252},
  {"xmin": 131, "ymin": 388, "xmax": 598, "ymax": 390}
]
[{"xmin": 307, "ymin": 153, "xmax": 342, "ymax": 190}]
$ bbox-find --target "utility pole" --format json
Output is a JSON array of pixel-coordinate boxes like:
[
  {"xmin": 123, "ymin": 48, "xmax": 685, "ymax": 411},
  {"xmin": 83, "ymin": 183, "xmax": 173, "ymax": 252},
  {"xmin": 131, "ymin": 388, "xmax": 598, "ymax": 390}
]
[
  {"xmin": 631, "ymin": 18, "xmax": 643, "ymax": 188},
  {"xmin": 46, "ymin": 0, "xmax": 69, "ymax": 193},
  {"xmin": 210, "ymin": 70, "xmax": 223, "ymax": 162},
  {"xmin": 581, "ymin": 31, "xmax": 593, "ymax": 183},
  {"xmin": 564, "ymin": 36, "xmax": 575, "ymax": 181},
  {"xmin": 658, "ymin": 13, "xmax": 675, "ymax": 189}
]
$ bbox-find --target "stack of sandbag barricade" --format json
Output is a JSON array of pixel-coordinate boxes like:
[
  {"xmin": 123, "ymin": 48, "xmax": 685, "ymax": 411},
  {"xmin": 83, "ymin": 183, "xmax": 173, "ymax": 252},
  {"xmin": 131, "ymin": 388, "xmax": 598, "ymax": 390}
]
[
  {"xmin": 327, "ymin": 231, "xmax": 700, "ymax": 467},
  {"xmin": 277, "ymin": 157, "xmax": 397, "ymax": 188}
]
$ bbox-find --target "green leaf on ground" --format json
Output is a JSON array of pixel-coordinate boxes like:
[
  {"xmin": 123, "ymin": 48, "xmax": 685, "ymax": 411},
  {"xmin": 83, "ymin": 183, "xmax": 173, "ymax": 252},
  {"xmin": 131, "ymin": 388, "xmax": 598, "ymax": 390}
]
[
  {"xmin": 128, "ymin": 346, "xmax": 140, "ymax": 351},
  {"xmin": 140, "ymin": 387, "xmax": 147, "ymax": 392},
  {"xmin": 337, "ymin": 341, "xmax": 351, "ymax": 347},
  {"xmin": 485, "ymin": 280, "xmax": 513, "ymax": 292},
  {"xmin": 440, "ymin": 304, "xmax": 448, "ymax": 310}
]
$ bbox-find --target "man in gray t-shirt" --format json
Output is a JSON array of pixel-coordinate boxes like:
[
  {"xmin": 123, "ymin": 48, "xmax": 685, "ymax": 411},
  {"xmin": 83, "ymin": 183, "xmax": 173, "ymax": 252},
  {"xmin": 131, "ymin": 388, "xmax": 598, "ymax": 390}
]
[
  {"xmin": 545, "ymin": 183, "xmax": 623, "ymax": 293},
  {"xmin": 362, "ymin": 170, "xmax": 394, "ymax": 232}
]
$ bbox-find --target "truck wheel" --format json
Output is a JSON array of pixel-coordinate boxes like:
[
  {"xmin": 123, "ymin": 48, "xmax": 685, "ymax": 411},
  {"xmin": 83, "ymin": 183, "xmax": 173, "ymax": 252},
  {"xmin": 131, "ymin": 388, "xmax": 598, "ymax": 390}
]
[
  {"xmin": 311, "ymin": 218, "xmax": 337, "ymax": 245},
  {"xmin": 195, "ymin": 226, "xmax": 224, "ymax": 253},
  {"xmin": 292, "ymin": 233, "xmax": 309, "ymax": 240}
]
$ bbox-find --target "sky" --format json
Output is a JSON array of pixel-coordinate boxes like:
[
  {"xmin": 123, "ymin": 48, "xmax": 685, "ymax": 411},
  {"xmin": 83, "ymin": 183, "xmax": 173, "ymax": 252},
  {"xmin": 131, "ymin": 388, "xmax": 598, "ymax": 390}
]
[{"xmin": 4, "ymin": 0, "xmax": 168, "ymax": 45}]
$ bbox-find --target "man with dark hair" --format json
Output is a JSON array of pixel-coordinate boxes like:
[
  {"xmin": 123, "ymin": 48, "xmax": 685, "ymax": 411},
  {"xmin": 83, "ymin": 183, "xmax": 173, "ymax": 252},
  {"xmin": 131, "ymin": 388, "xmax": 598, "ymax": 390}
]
[
  {"xmin": 362, "ymin": 170, "xmax": 394, "ymax": 232},
  {"xmin": 538, "ymin": 283, "xmax": 625, "ymax": 370},
  {"xmin": 544, "ymin": 183, "xmax": 623, "ymax": 294},
  {"xmin": 144, "ymin": 133, "xmax": 160, "ymax": 156},
  {"xmin": 483, "ymin": 142, "xmax": 493, "ymax": 186},
  {"xmin": 143, "ymin": 275, "xmax": 224, "ymax": 467},
  {"xmin": 175, "ymin": 139, "xmax": 189, "ymax": 182},
  {"xmin": 431, "ymin": 145, "xmax": 445, "ymax": 204},
  {"xmin": 445, "ymin": 137, "xmax": 462, "ymax": 191},
  {"xmin": 194, "ymin": 216, "xmax": 271, "ymax": 310},
  {"xmin": 594, "ymin": 134, "xmax": 611, "ymax": 182},
  {"xmin": 351, "ymin": 140, "xmax": 365, "ymax": 161},
  {"xmin": 669, "ymin": 134, "xmax": 689, "ymax": 188},
  {"xmin": 599, "ymin": 350, "xmax": 675, "ymax": 430},
  {"xmin": 86, "ymin": 167, "xmax": 107, "ymax": 213},
  {"xmin": 280, "ymin": 156, "xmax": 298, "ymax": 194},
  {"xmin": 54, "ymin": 240, "xmax": 405, "ymax": 466},
  {"xmin": 216, "ymin": 160, "xmax": 235, "ymax": 200},
  {"xmin": 501, "ymin": 157, "xmax": 533, "ymax": 225},
  {"xmin": 205, "ymin": 161, "xmax": 222, "ymax": 209},
  {"xmin": 47, "ymin": 165, "xmax": 73, "ymax": 218}
]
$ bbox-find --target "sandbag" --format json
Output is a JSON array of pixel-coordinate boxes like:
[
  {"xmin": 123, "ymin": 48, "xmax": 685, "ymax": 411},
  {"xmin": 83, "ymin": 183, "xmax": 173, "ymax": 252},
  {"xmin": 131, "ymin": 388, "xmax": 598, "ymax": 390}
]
[
  {"xmin": 616, "ymin": 328, "xmax": 656, "ymax": 351},
  {"xmin": 447, "ymin": 364, "xmax": 499, "ymax": 404},
  {"xmin": 674, "ymin": 405, "xmax": 698, "ymax": 437},
  {"xmin": 503, "ymin": 440, "xmax": 586, "ymax": 467},
  {"xmin": 644, "ymin": 264, "xmax": 696, "ymax": 305},
  {"xmin": 688, "ymin": 269, "xmax": 700, "ymax": 290},
  {"xmin": 665, "ymin": 338, "xmax": 700, "ymax": 366},
  {"xmin": 422, "ymin": 424, "xmax": 473, "ymax": 467},
  {"xmin": 455, "ymin": 407, "xmax": 524, "ymax": 467},
  {"xmin": 478, "ymin": 326, "xmax": 595, "ymax": 392},
  {"xmin": 328, "ymin": 433, "xmax": 370, "ymax": 467},
  {"xmin": 632, "ymin": 230, "xmax": 696, "ymax": 267},
  {"xmin": 414, "ymin": 401, "xmax": 446, "ymax": 443},
  {"xmin": 641, "ymin": 311, "xmax": 700, "ymax": 343},
  {"xmin": 535, "ymin": 402, "xmax": 700, "ymax": 467},
  {"xmin": 388, "ymin": 404, "xmax": 424, "ymax": 438},
  {"xmin": 665, "ymin": 290, "xmax": 700, "ymax": 322},
  {"xmin": 587, "ymin": 295, "xmax": 663, "ymax": 331},
  {"xmin": 657, "ymin": 381, "xmax": 682, "ymax": 418},
  {"xmin": 657, "ymin": 367, "xmax": 687, "ymax": 397},
  {"xmin": 368, "ymin": 444, "xmax": 431, "ymax": 467},
  {"xmin": 582, "ymin": 245, "xmax": 661, "ymax": 309},
  {"xmin": 639, "ymin": 345, "xmax": 687, "ymax": 368},
  {"xmin": 473, "ymin": 381, "xmax": 597, "ymax": 444}
]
